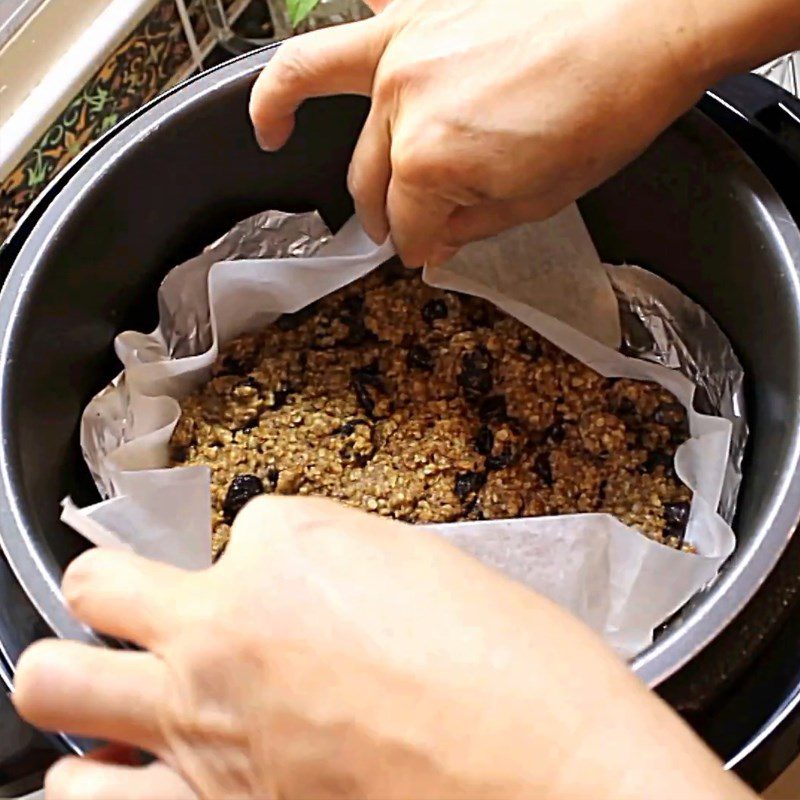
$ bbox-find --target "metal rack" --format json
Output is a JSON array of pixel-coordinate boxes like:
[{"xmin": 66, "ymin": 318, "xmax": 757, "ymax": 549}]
[
  {"xmin": 757, "ymin": 53, "xmax": 800, "ymax": 98},
  {"xmin": 197, "ymin": 0, "xmax": 369, "ymax": 54}
]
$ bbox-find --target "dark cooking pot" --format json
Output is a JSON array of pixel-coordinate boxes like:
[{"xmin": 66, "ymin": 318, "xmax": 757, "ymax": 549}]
[{"xmin": 0, "ymin": 47, "xmax": 799, "ymax": 694}]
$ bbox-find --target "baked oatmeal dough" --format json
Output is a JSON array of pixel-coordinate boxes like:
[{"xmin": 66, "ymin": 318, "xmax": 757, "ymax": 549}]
[{"xmin": 169, "ymin": 262, "xmax": 692, "ymax": 558}]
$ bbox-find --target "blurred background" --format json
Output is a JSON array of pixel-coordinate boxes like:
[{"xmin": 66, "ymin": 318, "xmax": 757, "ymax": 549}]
[
  {"xmin": 0, "ymin": 0, "xmax": 371, "ymax": 246},
  {"xmin": 0, "ymin": 0, "xmax": 797, "ymax": 247}
]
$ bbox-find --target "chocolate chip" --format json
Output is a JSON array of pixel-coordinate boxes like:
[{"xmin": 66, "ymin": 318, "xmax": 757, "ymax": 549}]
[
  {"xmin": 475, "ymin": 425, "xmax": 494, "ymax": 455},
  {"xmin": 663, "ymin": 502, "xmax": 690, "ymax": 547},
  {"xmin": 478, "ymin": 395, "xmax": 507, "ymax": 422},
  {"xmin": 654, "ymin": 402, "xmax": 686, "ymax": 428},
  {"xmin": 406, "ymin": 345, "xmax": 434, "ymax": 371},
  {"xmin": 276, "ymin": 301, "xmax": 318, "ymax": 331},
  {"xmin": 338, "ymin": 417, "xmax": 377, "ymax": 466},
  {"xmin": 217, "ymin": 354, "xmax": 253, "ymax": 376},
  {"xmin": 341, "ymin": 293, "xmax": 364, "ymax": 315},
  {"xmin": 616, "ymin": 397, "xmax": 636, "ymax": 416},
  {"xmin": 353, "ymin": 380, "xmax": 376, "ymax": 417},
  {"xmin": 664, "ymin": 501, "xmax": 690, "ymax": 529},
  {"xmin": 664, "ymin": 523, "xmax": 688, "ymax": 547},
  {"xmin": 340, "ymin": 418, "xmax": 371, "ymax": 436},
  {"xmin": 382, "ymin": 260, "xmax": 413, "ymax": 284},
  {"xmin": 169, "ymin": 444, "xmax": 189, "ymax": 463},
  {"xmin": 653, "ymin": 399, "xmax": 690, "ymax": 445},
  {"xmin": 486, "ymin": 449, "xmax": 516, "ymax": 471},
  {"xmin": 518, "ymin": 338, "xmax": 542, "ymax": 360},
  {"xmin": 239, "ymin": 415, "xmax": 260, "ymax": 431},
  {"xmin": 546, "ymin": 421, "xmax": 566, "ymax": 444},
  {"xmin": 458, "ymin": 346, "xmax": 493, "ymax": 399},
  {"xmin": 467, "ymin": 300, "xmax": 494, "ymax": 328},
  {"xmin": 454, "ymin": 471, "xmax": 485, "ymax": 501},
  {"xmin": 670, "ymin": 425, "xmax": 690, "ymax": 446},
  {"xmin": 533, "ymin": 452, "xmax": 553, "ymax": 486},
  {"xmin": 266, "ymin": 469, "xmax": 279, "ymax": 488},
  {"xmin": 641, "ymin": 450, "xmax": 676, "ymax": 479},
  {"xmin": 341, "ymin": 318, "xmax": 377, "ymax": 347},
  {"xmin": 223, "ymin": 474, "xmax": 265, "ymax": 523},
  {"xmin": 352, "ymin": 359, "xmax": 381, "ymax": 381},
  {"xmin": 268, "ymin": 386, "xmax": 291, "ymax": 411},
  {"xmin": 363, "ymin": 359, "xmax": 380, "ymax": 374},
  {"xmin": 276, "ymin": 315, "xmax": 299, "ymax": 332},
  {"xmin": 422, "ymin": 299, "xmax": 448, "ymax": 324}
]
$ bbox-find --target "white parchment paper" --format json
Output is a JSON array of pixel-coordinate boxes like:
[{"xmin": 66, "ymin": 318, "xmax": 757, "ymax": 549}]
[{"xmin": 66, "ymin": 206, "xmax": 736, "ymax": 658}]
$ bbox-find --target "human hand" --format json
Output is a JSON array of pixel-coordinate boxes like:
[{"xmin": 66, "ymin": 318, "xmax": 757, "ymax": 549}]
[
  {"xmin": 249, "ymin": 0, "xmax": 800, "ymax": 268},
  {"xmin": 250, "ymin": 0, "xmax": 711, "ymax": 267},
  {"xmin": 14, "ymin": 496, "xmax": 752, "ymax": 799},
  {"xmin": 41, "ymin": 745, "xmax": 195, "ymax": 800}
]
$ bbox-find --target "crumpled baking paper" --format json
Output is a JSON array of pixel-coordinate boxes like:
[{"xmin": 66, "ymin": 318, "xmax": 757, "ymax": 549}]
[{"xmin": 65, "ymin": 205, "xmax": 740, "ymax": 658}]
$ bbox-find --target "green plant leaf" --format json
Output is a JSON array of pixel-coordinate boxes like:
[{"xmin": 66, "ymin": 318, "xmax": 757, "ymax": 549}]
[{"xmin": 287, "ymin": 0, "xmax": 321, "ymax": 27}]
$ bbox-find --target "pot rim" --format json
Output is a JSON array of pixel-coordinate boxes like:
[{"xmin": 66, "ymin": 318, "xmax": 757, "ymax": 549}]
[{"xmin": 1, "ymin": 48, "xmax": 799, "ymax": 687}]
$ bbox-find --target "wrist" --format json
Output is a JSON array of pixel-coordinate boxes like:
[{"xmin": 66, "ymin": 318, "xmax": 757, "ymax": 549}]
[{"xmin": 688, "ymin": 0, "xmax": 800, "ymax": 83}]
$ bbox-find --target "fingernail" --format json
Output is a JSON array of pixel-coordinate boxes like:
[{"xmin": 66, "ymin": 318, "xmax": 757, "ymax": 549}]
[
  {"xmin": 426, "ymin": 246, "xmax": 458, "ymax": 268},
  {"xmin": 254, "ymin": 128, "xmax": 277, "ymax": 152},
  {"xmin": 364, "ymin": 223, "xmax": 389, "ymax": 245}
]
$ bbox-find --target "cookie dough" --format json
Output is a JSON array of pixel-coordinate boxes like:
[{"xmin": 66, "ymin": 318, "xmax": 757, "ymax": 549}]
[{"xmin": 169, "ymin": 263, "xmax": 693, "ymax": 558}]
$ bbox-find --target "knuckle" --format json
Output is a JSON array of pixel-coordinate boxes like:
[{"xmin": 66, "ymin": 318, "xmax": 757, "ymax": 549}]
[
  {"xmin": 232, "ymin": 495, "xmax": 345, "ymax": 548},
  {"xmin": 159, "ymin": 686, "xmax": 198, "ymax": 739},
  {"xmin": 482, "ymin": 160, "xmax": 525, "ymax": 200},
  {"xmin": 392, "ymin": 123, "xmax": 466, "ymax": 191},
  {"xmin": 272, "ymin": 40, "xmax": 310, "ymax": 89},
  {"xmin": 373, "ymin": 61, "xmax": 416, "ymax": 104},
  {"xmin": 390, "ymin": 143, "xmax": 432, "ymax": 188}
]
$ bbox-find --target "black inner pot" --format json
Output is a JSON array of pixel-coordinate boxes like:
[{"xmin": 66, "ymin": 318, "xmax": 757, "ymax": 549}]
[{"xmin": 1, "ymin": 48, "xmax": 800, "ymax": 690}]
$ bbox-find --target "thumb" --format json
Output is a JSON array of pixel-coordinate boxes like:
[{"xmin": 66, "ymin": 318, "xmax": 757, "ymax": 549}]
[{"xmin": 249, "ymin": 18, "xmax": 387, "ymax": 151}]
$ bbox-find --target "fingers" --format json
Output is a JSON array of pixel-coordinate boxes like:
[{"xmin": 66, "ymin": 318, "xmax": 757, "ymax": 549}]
[
  {"xmin": 348, "ymin": 106, "xmax": 391, "ymax": 243},
  {"xmin": 250, "ymin": 19, "xmax": 386, "ymax": 151},
  {"xmin": 386, "ymin": 174, "xmax": 454, "ymax": 267},
  {"xmin": 14, "ymin": 640, "xmax": 167, "ymax": 753},
  {"xmin": 61, "ymin": 548, "xmax": 186, "ymax": 649},
  {"xmin": 225, "ymin": 494, "xmax": 339, "ymax": 549},
  {"xmin": 362, "ymin": 0, "xmax": 392, "ymax": 11},
  {"xmin": 45, "ymin": 758, "xmax": 195, "ymax": 800},
  {"xmin": 224, "ymin": 494, "xmax": 393, "ymax": 558}
]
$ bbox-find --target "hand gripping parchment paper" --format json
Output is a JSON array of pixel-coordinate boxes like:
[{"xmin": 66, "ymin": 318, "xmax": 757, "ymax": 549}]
[{"xmin": 65, "ymin": 205, "xmax": 744, "ymax": 658}]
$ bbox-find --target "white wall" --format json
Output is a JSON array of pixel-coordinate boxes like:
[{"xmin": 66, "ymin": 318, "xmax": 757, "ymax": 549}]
[{"xmin": 0, "ymin": 0, "xmax": 160, "ymax": 178}]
